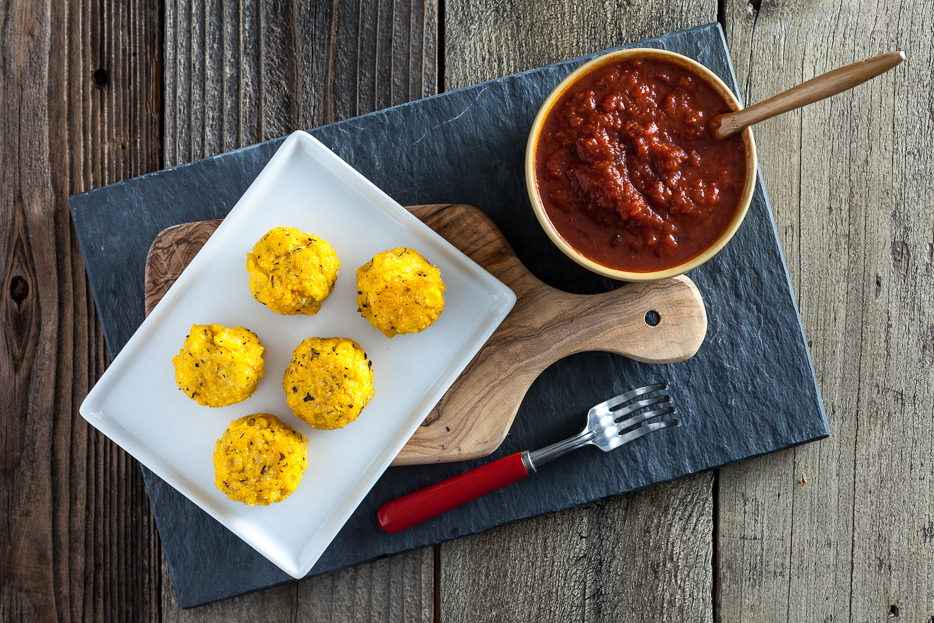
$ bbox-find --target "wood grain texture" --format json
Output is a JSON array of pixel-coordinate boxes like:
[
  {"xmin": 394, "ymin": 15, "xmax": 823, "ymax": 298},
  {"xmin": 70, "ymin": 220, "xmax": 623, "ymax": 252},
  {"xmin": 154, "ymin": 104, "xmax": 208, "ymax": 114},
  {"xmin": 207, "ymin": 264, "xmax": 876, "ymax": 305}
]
[
  {"xmin": 164, "ymin": 0, "xmax": 438, "ymax": 165},
  {"xmin": 440, "ymin": 473, "xmax": 715, "ymax": 622},
  {"xmin": 141, "ymin": 207, "xmax": 706, "ymax": 465},
  {"xmin": 8, "ymin": 0, "xmax": 926, "ymax": 619},
  {"xmin": 444, "ymin": 1, "xmax": 717, "ymax": 89},
  {"xmin": 440, "ymin": 2, "xmax": 717, "ymax": 621},
  {"xmin": 719, "ymin": 1, "xmax": 934, "ymax": 621},
  {"xmin": 161, "ymin": 547, "xmax": 434, "ymax": 623},
  {"xmin": 0, "ymin": 0, "xmax": 163, "ymax": 621},
  {"xmin": 161, "ymin": 0, "xmax": 438, "ymax": 620},
  {"xmin": 144, "ymin": 220, "xmax": 222, "ymax": 314}
]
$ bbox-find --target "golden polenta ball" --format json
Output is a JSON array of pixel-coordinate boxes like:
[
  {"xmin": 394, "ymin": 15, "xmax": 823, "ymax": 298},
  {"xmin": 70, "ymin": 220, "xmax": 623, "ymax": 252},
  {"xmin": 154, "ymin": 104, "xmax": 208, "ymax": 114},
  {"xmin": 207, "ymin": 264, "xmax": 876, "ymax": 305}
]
[
  {"xmin": 246, "ymin": 226, "xmax": 340, "ymax": 315},
  {"xmin": 283, "ymin": 337, "xmax": 374, "ymax": 430},
  {"xmin": 356, "ymin": 247, "xmax": 445, "ymax": 338},
  {"xmin": 213, "ymin": 414, "xmax": 308, "ymax": 506},
  {"xmin": 173, "ymin": 324, "xmax": 265, "ymax": 408}
]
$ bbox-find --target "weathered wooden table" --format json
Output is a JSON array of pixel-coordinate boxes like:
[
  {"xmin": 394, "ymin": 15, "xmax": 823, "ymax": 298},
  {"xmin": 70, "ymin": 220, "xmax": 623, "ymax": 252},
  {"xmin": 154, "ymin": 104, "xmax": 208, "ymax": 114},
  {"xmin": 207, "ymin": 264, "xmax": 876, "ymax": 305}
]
[{"xmin": 2, "ymin": 1, "xmax": 931, "ymax": 621}]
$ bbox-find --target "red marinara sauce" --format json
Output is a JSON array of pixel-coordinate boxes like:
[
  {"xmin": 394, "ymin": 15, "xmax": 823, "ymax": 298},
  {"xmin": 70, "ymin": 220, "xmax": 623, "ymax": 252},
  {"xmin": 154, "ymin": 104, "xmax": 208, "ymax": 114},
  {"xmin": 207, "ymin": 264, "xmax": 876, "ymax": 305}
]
[{"xmin": 535, "ymin": 57, "xmax": 748, "ymax": 273}]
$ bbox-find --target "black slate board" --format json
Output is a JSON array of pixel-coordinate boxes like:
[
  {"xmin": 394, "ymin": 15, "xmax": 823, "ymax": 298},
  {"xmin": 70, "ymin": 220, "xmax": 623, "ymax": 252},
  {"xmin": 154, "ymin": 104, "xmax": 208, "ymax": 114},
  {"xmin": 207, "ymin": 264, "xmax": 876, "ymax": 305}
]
[{"xmin": 69, "ymin": 23, "xmax": 829, "ymax": 608}]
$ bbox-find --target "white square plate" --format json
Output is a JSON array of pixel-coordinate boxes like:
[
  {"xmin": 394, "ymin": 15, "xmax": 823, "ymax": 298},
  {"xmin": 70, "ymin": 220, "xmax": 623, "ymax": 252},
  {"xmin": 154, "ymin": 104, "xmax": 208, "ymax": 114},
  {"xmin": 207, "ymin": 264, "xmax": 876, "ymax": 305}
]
[{"xmin": 80, "ymin": 131, "xmax": 516, "ymax": 578}]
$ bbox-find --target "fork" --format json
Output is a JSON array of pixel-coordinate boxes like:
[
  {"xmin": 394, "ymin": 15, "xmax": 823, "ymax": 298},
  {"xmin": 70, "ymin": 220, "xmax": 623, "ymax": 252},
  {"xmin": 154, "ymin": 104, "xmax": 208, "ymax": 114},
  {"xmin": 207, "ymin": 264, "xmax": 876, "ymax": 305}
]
[{"xmin": 377, "ymin": 383, "xmax": 679, "ymax": 533}]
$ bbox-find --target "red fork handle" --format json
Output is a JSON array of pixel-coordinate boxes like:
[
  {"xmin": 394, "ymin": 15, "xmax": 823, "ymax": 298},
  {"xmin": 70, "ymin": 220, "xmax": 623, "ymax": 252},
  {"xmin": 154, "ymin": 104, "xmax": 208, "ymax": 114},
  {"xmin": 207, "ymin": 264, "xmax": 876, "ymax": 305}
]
[{"xmin": 377, "ymin": 452, "xmax": 531, "ymax": 533}]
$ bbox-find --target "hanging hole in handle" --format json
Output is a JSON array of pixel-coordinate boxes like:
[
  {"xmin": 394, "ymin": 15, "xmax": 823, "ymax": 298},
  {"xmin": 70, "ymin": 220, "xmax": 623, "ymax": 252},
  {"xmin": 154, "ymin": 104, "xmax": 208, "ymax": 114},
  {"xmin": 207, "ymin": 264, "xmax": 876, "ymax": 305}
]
[{"xmin": 644, "ymin": 310, "xmax": 661, "ymax": 327}]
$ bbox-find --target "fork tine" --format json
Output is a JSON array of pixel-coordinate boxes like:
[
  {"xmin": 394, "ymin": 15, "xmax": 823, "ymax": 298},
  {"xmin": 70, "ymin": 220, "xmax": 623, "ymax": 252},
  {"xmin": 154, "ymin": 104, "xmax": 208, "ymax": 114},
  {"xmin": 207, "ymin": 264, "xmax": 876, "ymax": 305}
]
[
  {"xmin": 610, "ymin": 395, "xmax": 670, "ymax": 419},
  {"xmin": 596, "ymin": 383, "xmax": 667, "ymax": 412},
  {"xmin": 616, "ymin": 419, "xmax": 680, "ymax": 445},
  {"xmin": 614, "ymin": 406, "xmax": 675, "ymax": 431}
]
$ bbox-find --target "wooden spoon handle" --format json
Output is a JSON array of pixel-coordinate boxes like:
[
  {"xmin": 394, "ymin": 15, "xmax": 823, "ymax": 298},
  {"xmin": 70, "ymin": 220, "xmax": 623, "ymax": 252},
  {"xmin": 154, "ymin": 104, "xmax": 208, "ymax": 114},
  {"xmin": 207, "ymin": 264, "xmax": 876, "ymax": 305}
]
[{"xmin": 713, "ymin": 50, "xmax": 905, "ymax": 139}]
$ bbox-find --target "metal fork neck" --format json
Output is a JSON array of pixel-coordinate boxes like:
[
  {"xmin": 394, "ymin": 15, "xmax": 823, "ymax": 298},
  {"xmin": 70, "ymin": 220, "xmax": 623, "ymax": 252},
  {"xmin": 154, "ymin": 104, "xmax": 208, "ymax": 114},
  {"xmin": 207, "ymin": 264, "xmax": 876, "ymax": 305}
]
[{"xmin": 524, "ymin": 429, "xmax": 596, "ymax": 472}]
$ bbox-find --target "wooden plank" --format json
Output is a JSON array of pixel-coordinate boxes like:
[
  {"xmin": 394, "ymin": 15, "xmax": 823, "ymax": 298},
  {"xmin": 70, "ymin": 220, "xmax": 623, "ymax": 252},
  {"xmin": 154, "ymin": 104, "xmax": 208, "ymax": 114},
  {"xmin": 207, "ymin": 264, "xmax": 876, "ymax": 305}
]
[
  {"xmin": 440, "ymin": 3, "xmax": 717, "ymax": 621},
  {"xmin": 161, "ymin": 0, "xmax": 438, "ymax": 619},
  {"xmin": 165, "ymin": 0, "xmax": 438, "ymax": 163},
  {"xmin": 0, "ymin": 0, "xmax": 163, "ymax": 621},
  {"xmin": 718, "ymin": 1, "xmax": 934, "ymax": 621},
  {"xmin": 160, "ymin": 550, "xmax": 434, "ymax": 623},
  {"xmin": 440, "ymin": 473, "xmax": 714, "ymax": 621},
  {"xmin": 444, "ymin": 2, "xmax": 718, "ymax": 90}
]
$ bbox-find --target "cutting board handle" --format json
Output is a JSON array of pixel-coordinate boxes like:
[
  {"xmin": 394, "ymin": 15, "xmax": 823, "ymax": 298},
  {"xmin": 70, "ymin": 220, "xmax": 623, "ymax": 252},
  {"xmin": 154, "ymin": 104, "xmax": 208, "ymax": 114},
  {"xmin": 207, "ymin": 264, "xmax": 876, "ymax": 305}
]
[
  {"xmin": 394, "ymin": 205, "xmax": 707, "ymax": 464},
  {"xmin": 408, "ymin": 203, "xmax": 707, "ymax": 363}
]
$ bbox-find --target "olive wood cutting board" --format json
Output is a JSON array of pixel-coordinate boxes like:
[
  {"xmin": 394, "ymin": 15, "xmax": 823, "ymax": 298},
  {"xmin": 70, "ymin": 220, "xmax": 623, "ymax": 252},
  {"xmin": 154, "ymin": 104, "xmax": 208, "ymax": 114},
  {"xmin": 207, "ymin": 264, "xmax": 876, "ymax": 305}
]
[{"xmin": 144, "ymin": 203, "xmax": 708, "ymax": 465}]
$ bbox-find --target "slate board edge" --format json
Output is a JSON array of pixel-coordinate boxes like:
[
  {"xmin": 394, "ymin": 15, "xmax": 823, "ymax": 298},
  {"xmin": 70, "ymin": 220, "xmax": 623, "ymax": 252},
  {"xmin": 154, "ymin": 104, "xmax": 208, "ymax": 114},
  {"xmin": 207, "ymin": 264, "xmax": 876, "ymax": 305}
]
[
  {"xmin": 708, "ymin": 24, "xmax": 830, "ymax": 438},
  {"xmin": 745, "ymin": 165, "xmax": 830, "ymax": 436}
]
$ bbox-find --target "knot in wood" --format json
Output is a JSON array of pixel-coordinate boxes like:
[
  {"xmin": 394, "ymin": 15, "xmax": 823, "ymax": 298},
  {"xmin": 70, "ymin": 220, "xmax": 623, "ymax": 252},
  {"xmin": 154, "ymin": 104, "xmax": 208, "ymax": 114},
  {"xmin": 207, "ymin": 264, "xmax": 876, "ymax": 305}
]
[
  {"xmin": 9, "ymin": 275, "xmax": 28, "ymax": 303},
  {"xmin": 92, "ymin": 67, "xmax": 109, "ymax": 89}
]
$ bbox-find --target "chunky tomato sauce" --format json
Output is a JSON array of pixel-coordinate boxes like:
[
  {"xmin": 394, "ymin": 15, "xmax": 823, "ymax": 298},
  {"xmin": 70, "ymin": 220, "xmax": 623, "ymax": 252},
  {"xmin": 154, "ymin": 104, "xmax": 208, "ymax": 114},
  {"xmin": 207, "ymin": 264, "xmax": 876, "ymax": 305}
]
[{"xmin": 535, "ymin": 57, "xmax": 748, "ymax": 273}]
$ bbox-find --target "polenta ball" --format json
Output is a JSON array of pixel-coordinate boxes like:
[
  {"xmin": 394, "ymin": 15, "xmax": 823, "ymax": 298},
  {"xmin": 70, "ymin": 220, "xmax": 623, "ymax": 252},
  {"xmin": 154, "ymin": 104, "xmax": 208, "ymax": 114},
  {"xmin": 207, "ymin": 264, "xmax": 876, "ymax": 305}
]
[
  {"xmin": 283, "ymin": 337, "xmax": 374, "ymax": 430},
  {"xmin": 246, "ymin": 226, "xmax": 340, "ymax": 315},
  {"xmin": 356, "ymin": 247, "xmax": 445, "ymax": 338},
  {"xmin": 173, "ymin": 324, "xmax": 265, "ymax": 408},
  {"xmin": 214, "ymin": 414, "xmax": 308, "ymax": 506}
]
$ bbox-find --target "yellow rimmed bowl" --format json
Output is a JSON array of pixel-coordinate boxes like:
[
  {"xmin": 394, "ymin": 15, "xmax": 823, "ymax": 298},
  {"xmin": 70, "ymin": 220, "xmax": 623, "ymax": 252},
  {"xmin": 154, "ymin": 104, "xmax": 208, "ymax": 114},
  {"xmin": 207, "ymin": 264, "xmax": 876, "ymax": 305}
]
[{"xmin": 525, "ymin": 48, "xmax": 757, "ymax": 281}]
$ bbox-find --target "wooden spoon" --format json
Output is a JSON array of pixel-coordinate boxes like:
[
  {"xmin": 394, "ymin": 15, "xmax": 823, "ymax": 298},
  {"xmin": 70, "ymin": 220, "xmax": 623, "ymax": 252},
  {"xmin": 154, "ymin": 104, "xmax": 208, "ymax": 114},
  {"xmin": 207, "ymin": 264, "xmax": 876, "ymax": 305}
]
[{"xmin": 712, "ymin": 51, "xmax": 905, "ymax": 140}]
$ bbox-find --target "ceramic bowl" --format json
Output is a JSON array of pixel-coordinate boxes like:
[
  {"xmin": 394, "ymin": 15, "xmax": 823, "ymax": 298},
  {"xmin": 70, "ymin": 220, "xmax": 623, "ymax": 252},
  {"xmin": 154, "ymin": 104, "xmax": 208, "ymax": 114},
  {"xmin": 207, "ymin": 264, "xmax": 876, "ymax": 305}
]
[{"xmin": 525, "ymin": 48, "xmax": 757, "ymax": 281}]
